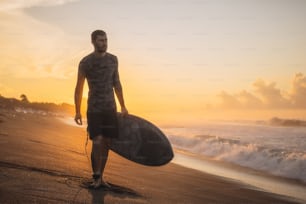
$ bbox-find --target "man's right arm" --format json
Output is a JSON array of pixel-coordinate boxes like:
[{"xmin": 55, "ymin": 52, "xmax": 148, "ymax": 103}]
[{"xmin": 74, "ymin": 67, "xmax": 85, "ymax": 125}]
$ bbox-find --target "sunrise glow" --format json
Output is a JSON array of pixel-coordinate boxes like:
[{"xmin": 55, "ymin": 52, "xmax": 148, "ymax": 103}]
[{"xmin": 1, "ymin": 0, "xmax": 306, "ymax": 125}]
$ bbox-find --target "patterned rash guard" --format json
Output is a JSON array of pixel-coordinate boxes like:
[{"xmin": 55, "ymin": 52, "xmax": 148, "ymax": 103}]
[{"xmin": 78, "ymin": 52, "xmax": 121, "ymax": 113}]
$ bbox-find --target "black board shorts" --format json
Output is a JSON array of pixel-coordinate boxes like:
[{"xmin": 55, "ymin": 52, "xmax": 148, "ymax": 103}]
[{"xmin": 87, "ymin": 110, "xmax": 118, "ymax": 140}]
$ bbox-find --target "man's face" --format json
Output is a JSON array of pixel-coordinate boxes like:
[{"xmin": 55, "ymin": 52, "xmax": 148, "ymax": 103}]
[{"xmin": 93, "ymin": 35, "xmax": 107, "ymax": 53}]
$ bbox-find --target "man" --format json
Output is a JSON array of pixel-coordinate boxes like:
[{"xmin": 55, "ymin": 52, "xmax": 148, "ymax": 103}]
[{"xmin": 74, "ymin": 30, "xmax": 128, "ymax": 188}]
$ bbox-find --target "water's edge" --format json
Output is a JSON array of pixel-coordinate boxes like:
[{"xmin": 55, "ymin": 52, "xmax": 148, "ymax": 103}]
[{"xmin": 172, "ymin": 150, "xmax": 306, "ymax": 203}]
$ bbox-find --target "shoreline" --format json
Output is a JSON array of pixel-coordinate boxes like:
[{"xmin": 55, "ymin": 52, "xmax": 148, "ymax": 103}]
[
  {"xmin": 172, "ymin": 149, "xmax": 306, "ymax": 203},
  {"xmin": 0, "ymin": 110, "xmax": 302, "ymax": 203}
]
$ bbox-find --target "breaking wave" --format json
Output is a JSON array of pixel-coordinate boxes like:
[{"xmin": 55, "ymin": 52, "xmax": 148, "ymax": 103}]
[{"xmin": 167, "ymin": 134, "xmax": 306, "ymax": 182}]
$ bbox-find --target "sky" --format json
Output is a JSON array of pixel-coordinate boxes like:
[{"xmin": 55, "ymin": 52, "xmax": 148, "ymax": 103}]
[{"xmin": 0, "ymin": 0, "xmax": 306, "ymax": 124}]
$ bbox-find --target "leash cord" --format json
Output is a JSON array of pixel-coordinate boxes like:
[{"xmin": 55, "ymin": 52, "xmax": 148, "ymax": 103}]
[{"xmin": 85, "ymin": 132, "xmax": 90, "ymax": 164}]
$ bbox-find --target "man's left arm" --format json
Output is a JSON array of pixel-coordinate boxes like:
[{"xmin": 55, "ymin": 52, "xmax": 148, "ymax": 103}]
[{"xmin": 113, "ymin": 57, "xmax": 128, "ymax": 115}]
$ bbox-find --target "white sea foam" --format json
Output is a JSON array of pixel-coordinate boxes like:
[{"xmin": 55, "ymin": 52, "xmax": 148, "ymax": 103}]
[
  {"xmin": 163, "ymin": 123, "xmax": 306, "ymax": 182},
  {"xmin": 58, "ymin": 117, "xmax": 87, "ymax": 128},
  {"xmin": 15, "ymin": 107, "xmax": 47, "ymax": 115}
]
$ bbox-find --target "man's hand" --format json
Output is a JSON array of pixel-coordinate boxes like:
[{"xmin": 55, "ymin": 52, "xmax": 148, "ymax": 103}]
[
  {"xmin": 74, "ymin": 113, "xmax": 83, "ymax": 125},
  {"xmin": 121, "ymin": 107, "xmax": 129, "ymax": 116}
]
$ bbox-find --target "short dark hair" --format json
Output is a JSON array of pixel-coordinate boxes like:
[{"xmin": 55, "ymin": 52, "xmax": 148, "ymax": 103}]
[{"xmin": 91, "ymin": 30, "xmax": 106, "ymax": 42}]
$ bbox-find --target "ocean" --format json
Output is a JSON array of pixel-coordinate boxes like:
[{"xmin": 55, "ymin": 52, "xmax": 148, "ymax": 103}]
[
  {"xmin": 162, "ymin": 120, "xmax": 306, "ymax": 182},
  {"xmin": 161, "ymin": 120, "xmax": 306, "ymax": 202}
]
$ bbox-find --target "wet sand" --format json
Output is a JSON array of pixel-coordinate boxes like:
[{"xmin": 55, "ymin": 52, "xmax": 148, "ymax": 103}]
[{"xmin": 0, "ymin": 109, "xmax": 301, "ymax": 203}]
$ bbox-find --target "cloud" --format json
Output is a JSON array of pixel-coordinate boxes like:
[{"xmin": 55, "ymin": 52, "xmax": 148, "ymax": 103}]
[
  {"xmin": 253, "ymin": 79, "xmax": 291, "ymax": 108},
  {"xmin": 217, "ymin": 73, "xmax": 305, "ymax": 109},
  {"xmin": 0, "ymin": 0, "xmax": 79, "ymax": 11},
  {"xmin": 218, "ymin": 90, "xmax": 263, "ymax": 109},
  {"xmin": 217, "ymin": 91, "xmax": 241, "ymax": 109},
  {"xmin": 237, "ymin": 90, "xmax": 263, "ymax": 108},
  {"xmin": 290, "ymin": 73, "xmax": 306, "ymax": 108}
]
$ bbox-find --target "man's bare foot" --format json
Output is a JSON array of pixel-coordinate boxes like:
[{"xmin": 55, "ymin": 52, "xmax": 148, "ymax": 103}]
[
  {"xmin": 100, "ymin": 179, "xmax": 111, "ymax": 188},
  {"xmin": 89, "ymin": 177, "xmax": 111, "ymax": 189}
]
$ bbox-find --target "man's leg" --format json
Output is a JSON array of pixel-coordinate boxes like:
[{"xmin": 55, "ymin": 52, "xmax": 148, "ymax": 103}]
[{"xmin": 91, "ymin": 135, "xmax": 111, "ymax": 187}]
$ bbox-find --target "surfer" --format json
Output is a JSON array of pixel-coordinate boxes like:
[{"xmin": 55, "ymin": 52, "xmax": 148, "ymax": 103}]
[{"xmin": 74, "ymin": 30, "xmax": 128, "ymax": 188}]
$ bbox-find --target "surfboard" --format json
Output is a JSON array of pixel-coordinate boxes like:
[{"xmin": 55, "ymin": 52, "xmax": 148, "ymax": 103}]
[{"xmin": 110, "ymin": 113, "xmax": 174, "ymax": 166}]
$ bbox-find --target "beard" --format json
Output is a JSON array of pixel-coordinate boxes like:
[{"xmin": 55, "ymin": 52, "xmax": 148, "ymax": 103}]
[{"xmin": 96, "ymin": 45, "xmax": 107, "ymax": 53}]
